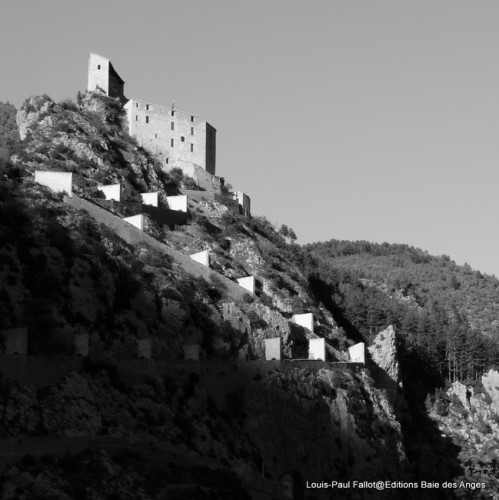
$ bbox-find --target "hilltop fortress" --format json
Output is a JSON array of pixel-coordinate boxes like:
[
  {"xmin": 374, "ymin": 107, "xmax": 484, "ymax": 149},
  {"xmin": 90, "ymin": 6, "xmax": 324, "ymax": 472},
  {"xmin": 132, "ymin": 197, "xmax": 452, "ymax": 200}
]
[{"xmin": 87, "ymin": 53, "xmax": 216, "ymax": 175}]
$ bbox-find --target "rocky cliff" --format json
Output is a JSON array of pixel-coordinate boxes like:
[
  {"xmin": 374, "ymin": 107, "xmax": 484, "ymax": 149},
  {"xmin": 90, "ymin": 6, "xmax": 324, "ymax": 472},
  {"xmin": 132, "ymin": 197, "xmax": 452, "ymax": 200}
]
[{"xmin": 426, "ymin": 373, "xmax": 499, "ymax": 498}]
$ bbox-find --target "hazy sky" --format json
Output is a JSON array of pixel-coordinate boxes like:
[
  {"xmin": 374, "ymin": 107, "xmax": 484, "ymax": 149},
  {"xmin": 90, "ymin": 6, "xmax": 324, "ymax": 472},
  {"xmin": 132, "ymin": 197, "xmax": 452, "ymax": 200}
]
[{"xmin": 2, "ymin": 1, "xmax": 499, "ymax": 276}]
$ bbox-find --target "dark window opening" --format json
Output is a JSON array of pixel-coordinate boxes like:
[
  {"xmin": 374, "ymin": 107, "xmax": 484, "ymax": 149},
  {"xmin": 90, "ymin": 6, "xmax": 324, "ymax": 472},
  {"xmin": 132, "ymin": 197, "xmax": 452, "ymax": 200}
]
[
  {"xmin": 181, "ymin": 136, "xmax": 185, "ymax": 142},
  {"xmin": 190, "ymin": 144, "xmax": 194, "ymax": 152},
  {"xmin": 171, "ymin": 139, "xmax": 174, "ymax": 147},
  {"xmin": 97, "ymin": 65, "xmax": 101, "ymax": 70},
  {"xmin": 146, "ymin": 116, "xmax": 150, "ymax": 124},
  {"xmin": 135, "ymin": 115, "xmax": 138, "ymax": 121},
  {"xmin": 171, "ymin": 122, "xmax": 174, "ymax": 130},
  {"xmin": 191, "ymin": 127, "xmax": 194, "ymax": 135},
  {"xmin": 165, "ymin": 158, "xmax": 169, "ymax": 164},
  {"xmin": 135, "ymin": 102, "xmax": 138, "ymax": 108},
  {"xmin": 171, "ymin": 110, "xmax": 175, "ymax": 116},
  {"xmin": 155, "ymin": 134, "xmax": 158, "ymax": 139},
  {"xmin": 146, "ymin": 104, "xmax": 150, "ymax": 110},
  {"xmin": 191, "ymin": 116, "xmax": 194, "ymax": 122}
]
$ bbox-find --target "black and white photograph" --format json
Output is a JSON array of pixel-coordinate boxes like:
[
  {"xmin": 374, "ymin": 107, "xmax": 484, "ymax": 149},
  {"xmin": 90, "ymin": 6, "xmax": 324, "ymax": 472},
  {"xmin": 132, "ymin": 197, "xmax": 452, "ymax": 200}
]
[{"xmin": 1, "ymin": 1, "xmax": 499, "ymax": 499}]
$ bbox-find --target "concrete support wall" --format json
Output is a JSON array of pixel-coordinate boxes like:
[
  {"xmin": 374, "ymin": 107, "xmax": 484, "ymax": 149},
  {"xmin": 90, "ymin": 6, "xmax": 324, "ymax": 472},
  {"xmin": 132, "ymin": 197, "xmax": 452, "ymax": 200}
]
[
  {"xmin": 1, "ymin": 328, "xmax": 28, "ymax": 355},
  {"xmin": 137, "ymin": 338, "xmax": 152, "ymax": 359},
  {"xmin": 237, "ymin": 276, "xmax": 255, "ymax": 295},
  {"xmin": 183, "ymin": 344, "xmax": 200, "ymax": 361},
  {"xmin": 74, "ymin": 333, "xmax": 89, "ymax": 357},
  {"xmin": 308, "ymin": 338, "xmax": 326, "ymax": 361},
  {"xmin": 64, "ymin": 196, "xmax": 249, "ymax": 301},
  {"xmin": 348, "ymin": 342, "xmax": 365, "ymax": 364},
  {"xmin": 97, "ymin": 183, "xmax": 121, "ymax": 202},
  {"xmin": 34, "ymin": 171, "xmax": 73, "ymax": 197},
  {"xmin": 190, "ymin": 250, "xmax": 209, "ymax": 267},
  {"xmin": 123, "ymin": 214, "xmax": 144, "ymax": 230},
  {"xmin": 175, "ymin": 165, "xmax": 224, "ymax": 194},
  {"xmin": 166, "ymin": 195, "xmax": 188, "ymax": 213},
  {"xmin": 292, "ymin": 313, "xmax": 314, "ymax": 333},
  {"xmin": 264, "ymin": 338, "xmax": 281, "ymax": 361},
  {"xmin": 140, "ymin": 192, "xmax": 159, "ymax": 207}
]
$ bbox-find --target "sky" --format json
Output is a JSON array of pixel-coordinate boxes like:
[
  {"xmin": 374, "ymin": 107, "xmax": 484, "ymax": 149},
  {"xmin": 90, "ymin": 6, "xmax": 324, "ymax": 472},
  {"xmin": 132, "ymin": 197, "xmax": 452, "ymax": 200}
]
[{"xmin": 1, "ymin": 1, "xmax": 499, "ymax": 277}]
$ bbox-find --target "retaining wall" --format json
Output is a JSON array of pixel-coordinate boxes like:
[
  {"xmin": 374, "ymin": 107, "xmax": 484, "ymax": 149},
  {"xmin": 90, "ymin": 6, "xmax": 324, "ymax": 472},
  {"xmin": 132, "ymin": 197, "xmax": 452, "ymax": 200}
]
[
  {"xmin": 0, "ymin": 355, "xmax": 83, "ymax": 388},
  {"xmin": 90, "ymin": 199, "xmax": 188, "ymax": 228},
  {"xmin": 65, "ymin": 195, "xmax": 248, "ymax": 301},
  {"xmin": 0, "ymin": 355, "xmax": 363, "ymax": 391}
]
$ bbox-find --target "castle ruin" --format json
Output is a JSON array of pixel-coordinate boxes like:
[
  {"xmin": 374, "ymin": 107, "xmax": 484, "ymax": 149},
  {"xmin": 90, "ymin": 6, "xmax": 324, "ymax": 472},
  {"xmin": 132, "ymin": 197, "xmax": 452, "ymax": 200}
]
[{"xmin": 87, "ymin": 53, "xmax": 216, "ymax": 174}]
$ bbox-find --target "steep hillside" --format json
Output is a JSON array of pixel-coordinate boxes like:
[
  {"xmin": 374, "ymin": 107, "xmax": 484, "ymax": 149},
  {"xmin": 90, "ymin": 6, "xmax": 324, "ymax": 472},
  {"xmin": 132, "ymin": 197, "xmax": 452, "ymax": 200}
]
[{"xmin": 0, "ymin": 93, "xmax": 448, "ymax": 499}]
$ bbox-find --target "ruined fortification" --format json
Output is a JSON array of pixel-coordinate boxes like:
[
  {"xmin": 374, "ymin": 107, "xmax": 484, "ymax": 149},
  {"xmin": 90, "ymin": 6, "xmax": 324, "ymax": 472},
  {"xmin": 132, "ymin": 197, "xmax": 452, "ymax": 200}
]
[
  {"xmin": 87, "ymin": 53, "xmax": 216, "ymax": 174},
  {"xmin": 87, "ymin": 53, "xmax": 126, "ymax": 104}
]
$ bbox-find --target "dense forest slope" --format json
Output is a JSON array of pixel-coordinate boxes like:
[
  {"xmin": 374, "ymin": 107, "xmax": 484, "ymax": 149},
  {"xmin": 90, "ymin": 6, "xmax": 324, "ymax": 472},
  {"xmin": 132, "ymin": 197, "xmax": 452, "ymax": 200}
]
[{"xmin": 304, "ymin": 240, "xmax": 499, "ymax": 386}]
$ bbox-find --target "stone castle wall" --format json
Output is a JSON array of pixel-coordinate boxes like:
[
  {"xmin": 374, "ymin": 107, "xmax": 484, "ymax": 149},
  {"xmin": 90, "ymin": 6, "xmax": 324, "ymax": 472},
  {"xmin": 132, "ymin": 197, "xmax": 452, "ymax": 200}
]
[{"xmin": 124, "ymin": 99, "xmax": 216, "ymax": 174}]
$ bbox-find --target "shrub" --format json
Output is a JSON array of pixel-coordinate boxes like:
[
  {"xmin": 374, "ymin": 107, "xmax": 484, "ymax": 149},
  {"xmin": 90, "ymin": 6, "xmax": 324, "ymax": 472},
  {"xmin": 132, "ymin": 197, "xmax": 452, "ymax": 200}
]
[
  {"xmin": 242, "ymin": 293, "xmax": 254, "ymax": 304},
  {"xmin": 182, "ymin": 175, "xmax": 197, "ymax": 190},
  {"xmin": 59, "ymin": 98, "xmax": 78, "ymax": 112},
  {"xmin": 433, "ymin": 388, "xmax": 450, "ymax": 416},
  {"xmin": 168, "ymin": 167, "xmax": 184, "ymax": 185}
]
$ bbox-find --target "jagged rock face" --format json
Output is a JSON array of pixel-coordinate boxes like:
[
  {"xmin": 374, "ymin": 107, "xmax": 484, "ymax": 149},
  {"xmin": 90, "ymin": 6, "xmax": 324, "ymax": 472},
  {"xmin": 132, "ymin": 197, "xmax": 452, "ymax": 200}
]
[
  {"xmin": 15, "ymin": 93, "xmax": 173, "ymax": 198},
  {"xmin": 228, "ymin": 237, "xmax": 263, "ymax": 275},
  {"xmin": 16, "ymin": 95, "xmax": 55, "ymax": 141},
  {"xmin": 41, "ymin": 372, "xmax": 103, "ymax": 437},
  {"xmin": 0, "ymin": 381, "xmax": 39, "ymax": 435},
  {"xmin": 368, "ymin": 325, "xmax": 404, "ymax": 411},
  {"xmin": 368, "ymin": 326, "xmax": 401, "ymax": 384},
  {"xmin": 220, "ymin": 301, "xmax": 308, "ymax": 359},
  {"xmin": 243, "ymin": 368, "xmax": 408, "ymax": 487},
  {"xmin": 427, "ymin": 380, "xmax": 499, "ymax": 497},
  {"xmin": 482, "ymin": 369, "xmax": 499, "ymax": 412},
  {"xmin": 448, "ymin": 381, "xmax": 473, "ymax": 408}
]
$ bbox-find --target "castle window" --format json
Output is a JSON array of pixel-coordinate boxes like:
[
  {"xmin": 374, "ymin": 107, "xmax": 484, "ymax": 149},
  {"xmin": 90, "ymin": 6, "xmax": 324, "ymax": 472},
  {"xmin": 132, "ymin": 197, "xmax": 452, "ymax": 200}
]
[
  {"xmin": 97, "ymin": 65, "xmax": 101, "ymax": 70},
  {"xmin": 191, "ymin": 116, "xmax": 194, "ymax": 122},
  {"xmin": 171, "ymin": 110, "xmax": 175, "ymax": 116},
  {"xmin": 155, "ymin": 134, "xmax": 157, "ymax": 139},
  {"xmin": 171, "ymin": 139, "xmax": 174, "ymax": 147},
  {"xmin": 135, "ymin": 103, "xmax": 138, "ymax": 108},
  {"xmin": 135, "ymin": 115, "xmax": 138, "ymax": 121},
  {"xmin": 146, "ymin": 116, "xmax": 150, "ymax": 124},
  {"xmin": 190, "ymin": 144, "xmax": 194, "ymax": 152},
  {"xmin": 171, "ymin": 122, "xmax": 174, "ymax": 130},
  {"xmin": 191, "ymin": 127, "xmax": 194, "ymax": 135},
  {"xmin": 146, "ymin": 104, "xmax": 150, "ymax": 110},
  {"xmin": 181, "ymin": 136, "xmax": 185, "ymax": 142},
  {"xmin": 165, "ymin": 158, "xmax": 169, "ymax": 164}
]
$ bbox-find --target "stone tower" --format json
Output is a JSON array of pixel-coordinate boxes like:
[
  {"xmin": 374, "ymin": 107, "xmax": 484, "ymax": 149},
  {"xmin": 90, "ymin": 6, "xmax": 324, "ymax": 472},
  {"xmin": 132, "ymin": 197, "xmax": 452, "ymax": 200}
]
[{"xmin": 87, "ymin": 53, "xmax": 126, "ymax": 104}]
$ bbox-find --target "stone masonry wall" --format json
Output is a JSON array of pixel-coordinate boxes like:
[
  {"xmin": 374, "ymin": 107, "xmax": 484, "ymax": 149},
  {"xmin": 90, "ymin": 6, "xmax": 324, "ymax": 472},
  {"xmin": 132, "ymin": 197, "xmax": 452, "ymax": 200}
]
[{"xmin": 124, "ymin": 99, "xmax": 215, "ymax": 173}]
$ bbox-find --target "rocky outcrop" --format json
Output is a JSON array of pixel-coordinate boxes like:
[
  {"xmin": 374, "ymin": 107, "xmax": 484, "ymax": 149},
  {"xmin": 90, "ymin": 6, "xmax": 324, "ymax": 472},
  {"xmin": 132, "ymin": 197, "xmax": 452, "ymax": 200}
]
[
  {"xmin": 482, "ymin": 369, "xmax": 499, "ymax": 412},
  {"xmin": 16, "ymin": 95, "xmax": 55, "ymax": 141},
  {"xmin": 428, "ymin": 380, "xmax": 499, "ymax": 497},
  {"xmin": 220, "ymin": 301, "xmax": 309, "ymax": 360},
  {"xmin": 228, "ymin": 236, "xmax": 263, "ymax": 274},
  {"xmin": 368, "ymin": 325, "xmax": 404, "ymax": 410},
  {"xmin": 243, "ymin": 368, "xmax": 408, "ymax": 490}
]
